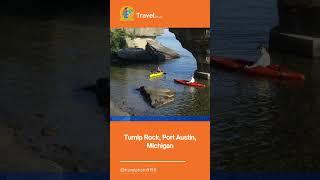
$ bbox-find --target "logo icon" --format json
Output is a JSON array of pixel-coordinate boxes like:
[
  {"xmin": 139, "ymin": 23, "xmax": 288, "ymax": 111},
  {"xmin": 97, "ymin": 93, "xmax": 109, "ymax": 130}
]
[{"xmin": 120, "ymin": 6, "xmax": 134, "ymax": 21}]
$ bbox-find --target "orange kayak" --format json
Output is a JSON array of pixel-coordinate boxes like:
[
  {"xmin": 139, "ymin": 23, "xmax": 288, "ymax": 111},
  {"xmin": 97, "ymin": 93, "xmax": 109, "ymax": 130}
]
[{"xmin": 211, "ymin": 56, "xmax": 305, "ymax": 80}]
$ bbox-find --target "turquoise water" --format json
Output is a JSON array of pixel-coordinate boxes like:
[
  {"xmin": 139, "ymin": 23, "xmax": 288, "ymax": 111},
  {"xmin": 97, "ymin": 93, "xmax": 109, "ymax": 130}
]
[{"xmin": 110, "ymin": 29, "xmax": 210, "ymax": 116}]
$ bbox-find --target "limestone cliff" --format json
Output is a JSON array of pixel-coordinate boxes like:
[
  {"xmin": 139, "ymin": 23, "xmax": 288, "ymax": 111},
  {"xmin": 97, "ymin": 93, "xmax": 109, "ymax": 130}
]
[
  {"xmin": 122, "ymin": 28, "xmax": 164, "ymax": 37},
  {"xmin": 121, "ymin": 28, "xmax": 165, "ymax": 49},
  {"xmin": 170, "ymin": 28, "xmax": 211, "ymax": 79}
]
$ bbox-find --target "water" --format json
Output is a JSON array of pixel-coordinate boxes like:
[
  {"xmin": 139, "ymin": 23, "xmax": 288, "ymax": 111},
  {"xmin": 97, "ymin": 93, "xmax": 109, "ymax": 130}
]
[
  {"xmin": 212, "ymin": 0, "xmax": 320, "ymax": 171},
  {"xmin": 110, "ymin": 29, "xmax": 210, "ymax": 116},
  {"xmin": 212, "ymin": 0, "xmax": 278, "ymax": 60}
]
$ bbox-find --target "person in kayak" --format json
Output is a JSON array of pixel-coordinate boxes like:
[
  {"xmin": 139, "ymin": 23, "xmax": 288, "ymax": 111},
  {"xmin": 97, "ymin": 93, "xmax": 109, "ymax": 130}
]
[
  {"xmin": 157, "ymin": 66, "xmax": 163, "ymax": 72},
  {"xmin": 187, "ymin": 75, "xmax": 195, "ymax": 84},
  {"xmin": 150, "ymin": 66, "xmax": 163, "ymax": 73},
  {"xmin": 245, "ymin": 45, "xmax": 271, "ymax": 69}
]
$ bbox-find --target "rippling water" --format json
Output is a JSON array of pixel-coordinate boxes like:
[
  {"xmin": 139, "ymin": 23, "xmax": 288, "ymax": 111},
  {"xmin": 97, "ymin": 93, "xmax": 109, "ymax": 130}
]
[
  {"xmin": 110, "ymin": 29, "xmax": 210, "ymax": 116},
  {"xmin": 212, "ymin": 0, "xmax": 320, "ymax": 171}
]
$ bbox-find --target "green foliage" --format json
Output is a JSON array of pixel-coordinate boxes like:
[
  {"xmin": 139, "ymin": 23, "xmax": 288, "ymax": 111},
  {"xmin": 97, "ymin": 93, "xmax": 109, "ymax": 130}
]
[
  {"xmin": 127, "ymin": 32, "xmax": 135, "ymax": 40},
  {"xmin": 110, "ymin": 29, "xmax": 127, "ymax": 55}
]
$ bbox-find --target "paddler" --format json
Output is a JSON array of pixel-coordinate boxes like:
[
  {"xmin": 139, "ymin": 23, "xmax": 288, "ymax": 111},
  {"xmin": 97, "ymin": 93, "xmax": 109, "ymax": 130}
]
[
  {"xmin": 150, "ymin": 66, "xmax": 163, "ymax": 74},
  {"xmin": 245, "ymin": 45, "xmax": 271, "ymax": 69},
  {"xmin": 157, "ymin": 66, "xmax": 163, "ymax": 72},
  {"xmin": 187, "ymin": 75, "xmax": 195, "ymax": 84}
]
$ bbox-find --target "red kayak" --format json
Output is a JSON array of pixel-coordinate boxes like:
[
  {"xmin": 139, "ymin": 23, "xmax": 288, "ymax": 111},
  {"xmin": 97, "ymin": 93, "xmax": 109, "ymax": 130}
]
[
  {"xmin": 174, "ymin": 79, "xmax": 206, "ymax": 87},
  {"xmin": 211, "ymin": 56, "xmax": 305, "ymax": 80}
]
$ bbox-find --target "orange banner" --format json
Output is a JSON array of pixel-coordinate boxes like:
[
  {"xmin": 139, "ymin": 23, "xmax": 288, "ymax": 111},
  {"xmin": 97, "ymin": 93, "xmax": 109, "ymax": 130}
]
[
  {"xmin": 110, "ymin": 121, "xmax": 210, "ymax": 180},
  {"xmin": 110, "ymin": 0, "xmax": 210, "ymax": 28}
]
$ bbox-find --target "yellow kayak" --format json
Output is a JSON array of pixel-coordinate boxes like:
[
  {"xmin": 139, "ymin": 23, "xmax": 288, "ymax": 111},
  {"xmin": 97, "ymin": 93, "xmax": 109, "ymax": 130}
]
[{"xmin": 149, "ymin": 71, "xmax": 164, "ymax": 78}]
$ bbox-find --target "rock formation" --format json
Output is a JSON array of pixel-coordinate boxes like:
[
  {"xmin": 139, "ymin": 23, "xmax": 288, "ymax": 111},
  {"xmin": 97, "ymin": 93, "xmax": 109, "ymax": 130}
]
[
  {"xmin": 118, "ymin": 48, "xmax": 156, "ymax": 61},
  {"xmin": 145, "ymin": 39, "xmax": 180, "ymax": 60},
  {"xmin": 122, "ymin": 28, "xmax": 164, "ymax": 37},
  {"xmin": 137, "ymin": 86, "xmax": 175, "ymax": 108},
  {"xmin": 118, "ymin": 39, "xmax": 179, "ymax": 62},
  {"xmin": 122, "ymin": 28, "xmax": 165, "ymax": 49},
  {"xmin": 269, "ymin": 0, "xmax": 320, "ymax": 57},
  {"xmin": 114, "ymin": 28, "xmax": 211, "ymax": 79},
  {"xmin": 170, "ymin": 28, "xmax": 211, "ymax": 79}
]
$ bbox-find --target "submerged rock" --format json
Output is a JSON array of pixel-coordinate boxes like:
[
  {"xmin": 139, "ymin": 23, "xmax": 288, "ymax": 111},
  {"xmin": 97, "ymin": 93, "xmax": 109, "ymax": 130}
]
[
  {"xmin": 137, "ymin": 86, "xmax": 175, "ymax": 108},
  {"xmin": 146, "ymin": 39, "xmax": 180, "ymax": 60}
]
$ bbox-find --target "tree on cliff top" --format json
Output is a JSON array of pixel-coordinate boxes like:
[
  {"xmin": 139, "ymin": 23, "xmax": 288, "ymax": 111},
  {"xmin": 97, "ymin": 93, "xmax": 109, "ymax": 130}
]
[{"xmin": 110, "ymin": 29, "xmax": 127, "ymax": 55}]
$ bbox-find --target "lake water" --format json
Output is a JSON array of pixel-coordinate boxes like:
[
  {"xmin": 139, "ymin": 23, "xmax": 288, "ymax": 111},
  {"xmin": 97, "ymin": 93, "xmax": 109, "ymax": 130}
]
[
  {"xmin": 212, "ymin": 0, "xmax": 320, "ymax": 171},
  {"xmin": 110, "ymin": 29, "xmax": 210, "ymax": 116}
]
